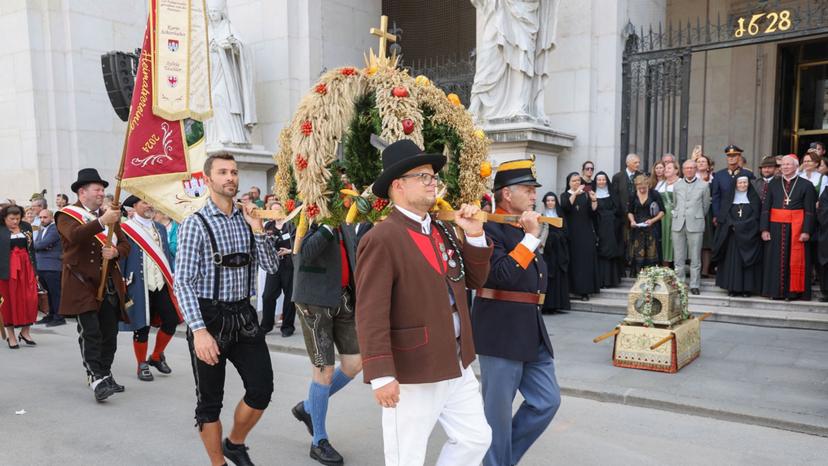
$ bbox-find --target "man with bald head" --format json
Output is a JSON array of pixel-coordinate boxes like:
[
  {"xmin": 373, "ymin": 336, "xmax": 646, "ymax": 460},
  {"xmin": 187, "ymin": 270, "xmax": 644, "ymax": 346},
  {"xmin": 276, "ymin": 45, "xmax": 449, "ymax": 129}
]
[
  {"xmin": 33, "ymin": 209, "xmax": 65, "ymax": 326},
  {"xmin": 612, "ymin": 153, "xmax": 643, "ymax": 274}
]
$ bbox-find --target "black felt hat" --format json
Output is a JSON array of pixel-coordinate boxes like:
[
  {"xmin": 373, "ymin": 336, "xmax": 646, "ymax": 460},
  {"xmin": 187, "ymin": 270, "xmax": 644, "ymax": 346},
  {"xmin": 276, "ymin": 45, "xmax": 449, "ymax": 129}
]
[
  {"xmin": 724, "ymin": 144, "xmax": 743, "ymax": 156},
  {"xmin": 122, "ymin": 195, "xmax": 140, "ymax": 208},
  {"xmin": 71, "ymin": 168, "xmax": 109, "ymax": 193},
  {"xmin": 493, "ymin": 159, "xmax": 542, "ymax": 191},
  {"xmin": 372, "ymin": 139, "xmax": 446, "ymax": 199}
]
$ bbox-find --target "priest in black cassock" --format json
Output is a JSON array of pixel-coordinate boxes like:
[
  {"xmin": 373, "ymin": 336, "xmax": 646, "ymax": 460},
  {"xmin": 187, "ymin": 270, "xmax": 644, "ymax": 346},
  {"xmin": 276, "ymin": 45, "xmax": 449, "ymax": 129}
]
[
  {"xmin": 713, "ymin": 176, "xmax": 762, "ymax": 297},
  {"xmin": 760, "ymin": 155, "xmax": 816, "ymax": 301},
  {"xmin": 816, "ymin": 186, "xmax": 828, "ymax": 302}
]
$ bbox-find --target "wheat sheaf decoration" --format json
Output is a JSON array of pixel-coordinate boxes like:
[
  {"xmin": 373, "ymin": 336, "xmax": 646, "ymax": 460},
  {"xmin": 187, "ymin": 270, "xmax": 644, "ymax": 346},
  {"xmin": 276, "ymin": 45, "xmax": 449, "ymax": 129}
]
[{"xmin": 273, "ymin": 52, "xmax": 492, "ymax": 251}]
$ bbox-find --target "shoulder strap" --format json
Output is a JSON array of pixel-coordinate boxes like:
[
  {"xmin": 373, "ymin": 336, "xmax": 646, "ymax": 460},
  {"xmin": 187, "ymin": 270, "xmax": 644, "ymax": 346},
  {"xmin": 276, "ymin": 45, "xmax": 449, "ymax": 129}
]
[
  {"xmin": 247, "ymin": 223, "xmax": 254, "ymax": 299},
  {"xmin": 194, "ymin": 212, "xmax": 221, "ymax": 302}
]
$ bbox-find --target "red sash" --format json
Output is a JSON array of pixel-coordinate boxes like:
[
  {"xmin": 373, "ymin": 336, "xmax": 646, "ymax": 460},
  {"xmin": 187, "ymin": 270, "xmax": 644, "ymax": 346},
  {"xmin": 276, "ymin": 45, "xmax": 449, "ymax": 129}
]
[
  {"xmin": 59, "ymin": 206, "xmax": 110, "ymax": 246},
  {"xmin": 120, "ymin": 221, "xmax": 183, "ymax": 320},
  {"xmin": 770, "ymin": 208, "xmax": 805, "ymax": 293}
]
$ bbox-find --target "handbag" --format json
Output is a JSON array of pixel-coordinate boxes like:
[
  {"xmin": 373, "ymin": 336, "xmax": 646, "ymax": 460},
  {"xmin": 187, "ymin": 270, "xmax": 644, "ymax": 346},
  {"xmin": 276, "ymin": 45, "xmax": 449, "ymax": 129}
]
[{"xmin": 37, "ymin": 280, "xmax": 49, "ymax": 314}]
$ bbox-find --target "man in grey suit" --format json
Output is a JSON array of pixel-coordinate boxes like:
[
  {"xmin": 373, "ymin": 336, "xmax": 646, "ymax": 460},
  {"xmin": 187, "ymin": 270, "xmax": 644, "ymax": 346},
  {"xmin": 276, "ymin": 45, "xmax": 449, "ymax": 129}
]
[
  {"xmin": 33, "ymin": 209, "xmax": 65, "ymax": 326},
  {"xmin": 672, "ymin": 160, "xmax": 711, "ymax": 295}
]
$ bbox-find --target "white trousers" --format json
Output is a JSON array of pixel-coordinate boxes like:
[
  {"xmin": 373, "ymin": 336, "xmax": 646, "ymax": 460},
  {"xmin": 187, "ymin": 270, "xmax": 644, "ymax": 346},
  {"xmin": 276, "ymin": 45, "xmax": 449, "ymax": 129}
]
[{"xmin": 382, "ymin": 366, "xmax": 492, "ymax": 466}]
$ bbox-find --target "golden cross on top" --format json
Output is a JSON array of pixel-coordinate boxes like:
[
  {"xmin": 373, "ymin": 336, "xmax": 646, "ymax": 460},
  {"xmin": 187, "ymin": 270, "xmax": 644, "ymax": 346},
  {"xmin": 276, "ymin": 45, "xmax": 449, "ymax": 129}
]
[{"xmin": 370, "ymin": 15, "xmax": 397, "ymax": 60}]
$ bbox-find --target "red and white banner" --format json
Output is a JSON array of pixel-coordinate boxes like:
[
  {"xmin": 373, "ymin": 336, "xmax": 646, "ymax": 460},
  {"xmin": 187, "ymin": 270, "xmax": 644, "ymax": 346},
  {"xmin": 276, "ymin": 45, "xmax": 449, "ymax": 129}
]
[{"xmin": 121, "ymin": 0, "xmax": 212, "ymax": 222}]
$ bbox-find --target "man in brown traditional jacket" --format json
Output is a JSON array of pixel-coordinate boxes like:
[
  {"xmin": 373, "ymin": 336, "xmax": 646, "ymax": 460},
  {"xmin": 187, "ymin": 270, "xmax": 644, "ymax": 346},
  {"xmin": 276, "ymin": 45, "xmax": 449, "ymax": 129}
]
[
  {"xmin": 355, "ymin": 140, "xmax": 494, "ymax": 466},
  {"xmin": 55, "ymin": 169, "xmax": 130, "ymax": 402}
]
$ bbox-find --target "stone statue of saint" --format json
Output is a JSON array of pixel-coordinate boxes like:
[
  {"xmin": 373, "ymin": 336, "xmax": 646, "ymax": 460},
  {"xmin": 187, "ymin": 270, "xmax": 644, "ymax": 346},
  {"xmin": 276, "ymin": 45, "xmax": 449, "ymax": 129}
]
[
  {"xmin": 469, "ymin": 0, "xmax": 559, "ymax": 123},
  {"xmin": 205, "ymin": 0, "xmax": 257, "ymax": 146}
]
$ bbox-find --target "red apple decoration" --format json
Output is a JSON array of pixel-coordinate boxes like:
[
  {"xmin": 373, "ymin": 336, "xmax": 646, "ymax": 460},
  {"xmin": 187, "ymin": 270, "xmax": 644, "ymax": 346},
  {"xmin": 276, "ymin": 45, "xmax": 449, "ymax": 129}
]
[
  {"xmin": 392, "ymin": 86, "xmax": 409, "ymax": 98},
  {"xmin": 402, "ymin": 119, "xmax": 415, "ymax": 134}
]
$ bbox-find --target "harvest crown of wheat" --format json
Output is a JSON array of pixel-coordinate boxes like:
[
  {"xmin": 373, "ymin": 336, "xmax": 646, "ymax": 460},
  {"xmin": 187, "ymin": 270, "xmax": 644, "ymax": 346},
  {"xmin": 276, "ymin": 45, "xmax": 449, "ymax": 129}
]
[{"xmin": 273, "ymin": 15, "xmax": 492, "ymax": 234}]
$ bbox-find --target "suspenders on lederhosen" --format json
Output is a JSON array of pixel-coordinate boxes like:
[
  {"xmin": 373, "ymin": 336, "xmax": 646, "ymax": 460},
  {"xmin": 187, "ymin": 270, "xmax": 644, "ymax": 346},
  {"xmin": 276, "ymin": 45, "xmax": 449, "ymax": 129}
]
[{"xmin": 193, "ymin": 213, "xmax": 259, "ymax": 347}]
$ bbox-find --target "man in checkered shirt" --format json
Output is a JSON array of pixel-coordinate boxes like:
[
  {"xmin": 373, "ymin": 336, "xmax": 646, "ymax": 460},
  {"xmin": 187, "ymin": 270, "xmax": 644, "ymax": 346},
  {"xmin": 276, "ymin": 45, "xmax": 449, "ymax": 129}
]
[{"xmin": 174, "ymin": 154, "xmax": 279, "ymax": 466}]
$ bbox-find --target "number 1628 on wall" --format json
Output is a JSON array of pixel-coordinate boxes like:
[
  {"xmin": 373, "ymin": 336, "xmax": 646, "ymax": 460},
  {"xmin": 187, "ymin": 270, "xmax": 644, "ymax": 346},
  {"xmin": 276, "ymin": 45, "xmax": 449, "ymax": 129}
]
[{"xmin": 734, "ymin": 10, "xmax": 792, "ymax": 38}]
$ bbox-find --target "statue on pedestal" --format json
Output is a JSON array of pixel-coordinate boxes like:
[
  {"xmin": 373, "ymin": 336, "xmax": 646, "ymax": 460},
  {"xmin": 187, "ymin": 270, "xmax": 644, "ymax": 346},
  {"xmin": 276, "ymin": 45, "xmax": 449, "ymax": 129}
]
[
  {"xmin": 205, "ymin": 0, "xmax": 257, "ymax": 147},
  {"xmin": 470, "ymin": 0, "xmax": 559, "ymax": 123}
]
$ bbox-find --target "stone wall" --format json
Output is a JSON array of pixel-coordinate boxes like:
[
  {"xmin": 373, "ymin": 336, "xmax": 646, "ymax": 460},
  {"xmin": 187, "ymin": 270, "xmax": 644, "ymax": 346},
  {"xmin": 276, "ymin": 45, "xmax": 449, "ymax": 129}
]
[{"xmin": 543, "ymin": 0, "xmax": 666, "ymax": 193}]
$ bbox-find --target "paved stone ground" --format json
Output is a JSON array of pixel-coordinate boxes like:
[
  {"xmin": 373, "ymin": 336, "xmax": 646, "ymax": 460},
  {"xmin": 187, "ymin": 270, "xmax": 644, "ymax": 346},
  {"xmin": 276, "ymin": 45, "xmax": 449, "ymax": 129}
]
[
  {"xmin": 1, "ymin": 324, "xmax": 826, "ymax": 466},
  {"xmin": 264, "ymin": 310, "xmax": 828, "ymax": 436}
]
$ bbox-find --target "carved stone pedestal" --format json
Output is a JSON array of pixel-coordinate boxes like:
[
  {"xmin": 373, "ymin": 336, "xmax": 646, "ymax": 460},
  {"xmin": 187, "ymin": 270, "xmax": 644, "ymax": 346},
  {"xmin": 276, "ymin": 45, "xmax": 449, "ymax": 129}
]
[{"xmin": 481, "ymin": 116, "xmax": 575, "ymax": 194}]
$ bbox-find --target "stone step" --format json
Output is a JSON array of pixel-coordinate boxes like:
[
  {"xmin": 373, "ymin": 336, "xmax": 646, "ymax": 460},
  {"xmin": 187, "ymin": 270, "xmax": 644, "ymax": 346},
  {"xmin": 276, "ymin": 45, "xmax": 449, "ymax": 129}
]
[
  {"xmin": 570, "ymin": 297, "xmax": 828, "ymax": 331},
  {"xmin": 618, "ymin": 277, "xmax": 824, "ymax": 293},
  {"xmin": 593, "ymin": 287, "xmax": 828, "ymax": 314}
]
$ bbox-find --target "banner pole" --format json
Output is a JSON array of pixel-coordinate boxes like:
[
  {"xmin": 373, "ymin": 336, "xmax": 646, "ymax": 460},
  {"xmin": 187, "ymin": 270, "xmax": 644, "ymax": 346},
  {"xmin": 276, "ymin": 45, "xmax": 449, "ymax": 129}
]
[{"xmin": 96, "ymin": 129, "xmax": 129, "ymax": 301}]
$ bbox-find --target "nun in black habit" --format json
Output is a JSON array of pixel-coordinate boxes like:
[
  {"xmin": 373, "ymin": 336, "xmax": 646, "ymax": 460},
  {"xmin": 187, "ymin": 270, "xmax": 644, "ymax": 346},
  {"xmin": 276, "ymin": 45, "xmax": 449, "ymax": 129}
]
[
  {"xmin": 540, "ymin": 192, "xmax": 571, "ymax": 313},
  {"xmin": 561, "ymin": 172, "xmax": 601, "ymax": 301},
  {"xmin": 593, "ymin": 171, "xmax": 622, "ymax": 288},
  {"xmin": 712, "ymin": 175, "xmax": 762, "ymax": 296}
]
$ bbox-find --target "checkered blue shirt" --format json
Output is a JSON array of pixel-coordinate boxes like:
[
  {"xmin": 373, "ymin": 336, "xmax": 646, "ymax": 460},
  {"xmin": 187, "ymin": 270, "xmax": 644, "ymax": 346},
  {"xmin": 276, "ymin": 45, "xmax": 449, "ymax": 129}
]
[{"xmin": 174, "ymin": 198, "xmax": 279, "ymax": 331}]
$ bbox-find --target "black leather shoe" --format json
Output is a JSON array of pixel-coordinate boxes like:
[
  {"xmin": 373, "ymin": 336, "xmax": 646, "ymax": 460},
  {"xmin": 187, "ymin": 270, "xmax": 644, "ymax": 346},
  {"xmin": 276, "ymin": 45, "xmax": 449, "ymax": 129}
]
[
  {"xmin": 310, "ymin": 439, "xmax": 344, "ymax": 465},
  {"xmin": 281, "ymin": 328, "xmax": 294, "ymax": 337},
  {"xmin": 93, "ymin": 379, "xmax": 115, "ymax": 402},
  {"xmin": 137, "ymin": 363, "xmax": 154, "ymax": 381},
  {"xmin": 690, "ymin": 288, "xmax": 700, "ymax": 295},
  {"xmin": 108, "ymin": 375, "xmax": 126, "ymax": 392},
  {"xmin": 223, "ymin": 438, "xmax": 254, "ymax": 466},
  {"xmin": 46, "ymin": 318, "xmax": 66, "ymax": 327},
  {"xmin": 35, "ymin": 316, "xmax": 53, "ymax": 325},
  {"xmin": 292, "ymin": 401, "xmax": 313, "ymax": 436},
  {"xmin": 580, "ymin": 294, "xmax": 589, "ymax": 302},
  {"xmin": 147, "ymin": 354, "xmax": 172, "ymax": 374}
]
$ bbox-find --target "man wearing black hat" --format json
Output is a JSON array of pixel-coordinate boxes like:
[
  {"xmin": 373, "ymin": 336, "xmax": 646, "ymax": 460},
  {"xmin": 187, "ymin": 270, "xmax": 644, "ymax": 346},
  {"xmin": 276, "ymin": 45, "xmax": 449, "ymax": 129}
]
[
  {"xmin": 754, "ymin": 155, "xmax": 779, "ymax": 204},
  {"xmin": 55, "ymin": 168, "xmax": 130, "ymax": 402},
  {"xmin": 356, "ymin": 139, "xmax": 494, "ymax": 466},
  {"xmin": 711, "ymin": 145, "xmax": 754, "ymax": 225},
  {"xmin": 472, "ymin": 159, "xmax": 560, "ymax": 466},
  {"xmin": 118, "ymin": 195, "xmax": 182, "ymax": 381}
]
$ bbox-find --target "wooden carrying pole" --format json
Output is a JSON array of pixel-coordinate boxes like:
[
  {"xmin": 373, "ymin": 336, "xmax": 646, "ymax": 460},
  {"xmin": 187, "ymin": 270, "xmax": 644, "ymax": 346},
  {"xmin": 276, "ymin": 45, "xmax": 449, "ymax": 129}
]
[
  {"xmin": 96, "ymin": 131, "xmax": 129, "ymax": 301},
  {"xmin": 649, "ymin": 334, "xmax": 675, "ymax": 350},
  {"xmin": 592, "ymin": 328, "xmax": 620, "ymax": 343}
]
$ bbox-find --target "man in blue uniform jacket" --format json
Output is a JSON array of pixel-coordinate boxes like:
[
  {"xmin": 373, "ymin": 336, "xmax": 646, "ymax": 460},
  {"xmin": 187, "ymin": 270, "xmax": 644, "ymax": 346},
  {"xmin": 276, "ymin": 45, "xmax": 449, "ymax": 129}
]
[
  {"xmin": 472, "ymin": 159, "xmax": 561, "ymax": 466},
  {"xmin": 711, "ymin": 144, "xmax": 754, "ymax": 223}
]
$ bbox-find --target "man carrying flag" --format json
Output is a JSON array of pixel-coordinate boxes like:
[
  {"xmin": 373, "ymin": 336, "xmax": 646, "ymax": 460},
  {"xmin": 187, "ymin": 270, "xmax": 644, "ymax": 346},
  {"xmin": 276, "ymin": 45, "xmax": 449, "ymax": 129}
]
[
  {"xmin": 55, "ymin": 169, "xmax": 130, "ymax": 402},
  {"xmin": 119, "ymin": 195, "xmax": 182, "ymax": 381}
]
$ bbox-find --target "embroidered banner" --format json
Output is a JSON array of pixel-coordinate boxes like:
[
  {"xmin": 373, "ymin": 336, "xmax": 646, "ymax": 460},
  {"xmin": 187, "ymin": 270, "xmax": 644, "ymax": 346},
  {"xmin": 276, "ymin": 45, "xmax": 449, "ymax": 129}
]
[
  {"xmin": 153, "ymin": 0, "xmax": 213, "ymax": 121},
  {"xmin": 122, "ymin": 0, "xmax": 212, "ymax": 222}
]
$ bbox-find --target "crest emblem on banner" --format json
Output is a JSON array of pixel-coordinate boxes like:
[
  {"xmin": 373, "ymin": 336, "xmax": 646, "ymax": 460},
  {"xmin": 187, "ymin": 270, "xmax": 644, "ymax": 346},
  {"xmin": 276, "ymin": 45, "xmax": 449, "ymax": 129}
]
[
  {"xmin": 182, "ymin": 172, "xmax": 207, "ymax": 198},
  {"xmin": 168, "ymin": 75, "xmax": 178, "ymax": 87},
  {"xmin": 167, "ymin": 38, "xmax": 179, "ymax": 52}
]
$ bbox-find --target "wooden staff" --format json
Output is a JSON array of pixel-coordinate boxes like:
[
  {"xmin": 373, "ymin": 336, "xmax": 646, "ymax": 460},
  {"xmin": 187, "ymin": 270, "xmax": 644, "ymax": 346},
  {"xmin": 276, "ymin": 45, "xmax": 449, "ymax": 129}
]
[
  {"xmin": 593, "ymin": 328, "xmax": 619, "ymax": 343},
  {"xmin": 436, "ymin": 210, "xmax": 563, "ymax": 228},
  {"xmin": 96, "ymin": 130, "xmax": 129, "ymax": 301},
  {"xmin": 649, "ymin": 334, "xmax": 675, "ymax": 350}
]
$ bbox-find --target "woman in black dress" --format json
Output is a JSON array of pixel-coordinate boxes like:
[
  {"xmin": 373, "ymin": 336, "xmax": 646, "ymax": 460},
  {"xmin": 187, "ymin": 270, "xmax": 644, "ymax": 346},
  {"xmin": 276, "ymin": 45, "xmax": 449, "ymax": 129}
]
[
  {"xmin": 713, "ymin": 176, "xmax": 763, "ymax": 296},
  {"xmin": 593, "ymin": 172, "xmax": 622, "ymax": 287},
  {"xmin": 540, "ymin": 192, "xmax": 570, "ymax": 313},
  {"xmin": 560, "ymin": 172, "xmax": 600, "ymax": 301},
  {"xmin": 627, "ymin": 174, "xmax": 665, "ymax": 275}
]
